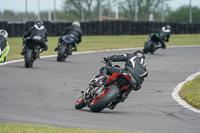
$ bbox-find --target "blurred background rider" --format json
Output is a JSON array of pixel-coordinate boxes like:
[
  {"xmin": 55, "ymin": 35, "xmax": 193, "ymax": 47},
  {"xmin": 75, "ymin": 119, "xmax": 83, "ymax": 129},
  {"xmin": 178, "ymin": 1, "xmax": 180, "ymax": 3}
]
[
  {"xmin": 54, "ymin": 21, "xmax": 82, "ymax": 54},
  {"xmin": 0, "ymin": 29, "xmax": 9, "ymax": 63},
  {"xmin": 20, "ymin": 20, "xmax": 48, "ymax": 55},
  {"xmin": 155, "ymin": 25, "xmax": 171, "ymax": 50}
]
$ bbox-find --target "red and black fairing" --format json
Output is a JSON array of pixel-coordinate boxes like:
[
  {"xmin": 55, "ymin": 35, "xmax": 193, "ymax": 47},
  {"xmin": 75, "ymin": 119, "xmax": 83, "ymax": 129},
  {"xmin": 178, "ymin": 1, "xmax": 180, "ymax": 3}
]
[
  {"xmin": 91, "ymin": 73, "xmax": 130, "ymax": 104},
  {"xmin": 76, "ymin": 96, "xmax": 84, "ymax": 104},
  {"xmin": 107, "ymin": 73, "xmax": 130, "ymax": 90}
]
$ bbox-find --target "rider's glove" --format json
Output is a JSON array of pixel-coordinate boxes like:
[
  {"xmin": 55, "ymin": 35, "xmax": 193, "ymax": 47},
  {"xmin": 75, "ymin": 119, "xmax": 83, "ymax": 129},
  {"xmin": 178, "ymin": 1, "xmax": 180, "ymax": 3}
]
[{"xmin": 103, "ymin": 57, "xmax": 108, "ymax": 62}]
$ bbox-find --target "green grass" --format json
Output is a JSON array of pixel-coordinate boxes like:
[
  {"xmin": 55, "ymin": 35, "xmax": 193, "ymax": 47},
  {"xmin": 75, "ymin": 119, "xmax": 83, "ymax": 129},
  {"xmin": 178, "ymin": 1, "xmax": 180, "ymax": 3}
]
[
  {"xmin": 0, "ymin": 123, "xmax": 138, "ymax": 133},
  {"xmin": 179, "ymin": 75, "xmax": 200, "ymax": 109},
  {"xmin": 7, "ymin": 34, "xmax": 200, "ymax": 61}
]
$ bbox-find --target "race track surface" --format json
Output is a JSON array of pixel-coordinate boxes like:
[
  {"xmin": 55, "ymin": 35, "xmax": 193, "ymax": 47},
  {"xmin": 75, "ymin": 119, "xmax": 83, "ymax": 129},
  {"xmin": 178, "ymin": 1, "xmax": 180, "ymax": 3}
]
[{"xmin": 0, "ymin": 46, "xmax": 200, "ymax": 133}]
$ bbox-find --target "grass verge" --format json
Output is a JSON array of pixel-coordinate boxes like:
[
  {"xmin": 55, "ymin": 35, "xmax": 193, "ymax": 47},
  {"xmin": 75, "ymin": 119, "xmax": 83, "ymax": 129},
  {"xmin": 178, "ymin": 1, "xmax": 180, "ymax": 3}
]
[
  {"xmin": 0, "ymin": 123, "xmax": 138, "ymax": 133},
  {"xmin": 179, "ymin": 75, "xmax": 200, "ymax": 109}
]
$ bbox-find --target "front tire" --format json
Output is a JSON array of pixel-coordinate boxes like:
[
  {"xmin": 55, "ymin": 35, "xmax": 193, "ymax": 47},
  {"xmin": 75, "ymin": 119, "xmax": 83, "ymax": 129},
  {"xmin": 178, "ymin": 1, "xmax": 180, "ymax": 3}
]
[
  {"xmin": 25, "ymin": 49, "xmax": 33, "ymax": 68},
  {"xmin": 75, "ymin": 95, "xmax": 86, "ymax": 110},
  {"xmin": 90, "ymin": 85, "xmax": 119, "ymax": 112}
]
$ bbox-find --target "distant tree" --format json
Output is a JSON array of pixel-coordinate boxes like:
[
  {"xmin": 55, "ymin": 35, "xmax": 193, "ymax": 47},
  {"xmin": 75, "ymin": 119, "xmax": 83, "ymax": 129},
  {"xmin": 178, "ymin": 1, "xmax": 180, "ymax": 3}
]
[
  {"xmin": 1, "ymin": 10, "xmax": 15, "ymax": 21},
  {"xmin": 119, "ymin": 0, "xmax": 166, "ymax": 21},
  {"xmin": 165, "ymin": 5, "xmax": 200, "ymax": 23},
  {"xmin": 63, "ymin": 0, "xmax": 97, "ymax": 21}
]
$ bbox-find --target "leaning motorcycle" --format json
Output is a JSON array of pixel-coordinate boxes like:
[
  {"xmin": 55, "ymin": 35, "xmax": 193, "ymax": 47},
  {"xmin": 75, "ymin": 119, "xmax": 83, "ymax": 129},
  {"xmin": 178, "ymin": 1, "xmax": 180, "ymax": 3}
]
[
  {"xmin": 143, "ymin": 32, "xmax": 161, "ymax": 54},
  {"xmin": 75, "ymin": 59, "xmax": 131, "ymax": 112},
  {"xmin": 57, "ymin": 35, "xmax": 74, "ymax": 62},
  {"xmin": 24, "ymin": 37, "xmax": 41, "ymax": 68}
]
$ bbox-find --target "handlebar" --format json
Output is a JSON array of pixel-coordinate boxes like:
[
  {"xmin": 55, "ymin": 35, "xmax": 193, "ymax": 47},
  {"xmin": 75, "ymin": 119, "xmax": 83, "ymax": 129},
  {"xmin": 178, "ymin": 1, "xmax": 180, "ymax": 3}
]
[{"xmin": 101, "ymin": 57, "xmax": 112, "ymax": 67}]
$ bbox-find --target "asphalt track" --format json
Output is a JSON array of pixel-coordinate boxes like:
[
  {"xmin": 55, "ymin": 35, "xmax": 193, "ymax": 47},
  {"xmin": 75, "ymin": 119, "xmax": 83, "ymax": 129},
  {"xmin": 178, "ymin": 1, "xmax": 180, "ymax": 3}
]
[{"xmin": 0, "ymin": 46, "xmax": 200, "ymax": 133}]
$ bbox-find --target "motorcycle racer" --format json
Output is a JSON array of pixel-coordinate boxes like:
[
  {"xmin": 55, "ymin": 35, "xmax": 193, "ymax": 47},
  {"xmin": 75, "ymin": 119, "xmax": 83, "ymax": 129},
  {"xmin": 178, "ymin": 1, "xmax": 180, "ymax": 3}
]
[
  {"xmin": 0, "ymin": 29, "xmax": 9, "ymax": 63},
  {"xmin": 54, "ymin": 21, "xmax": 82, "ymax": 54},
  {"xmin": 20, "ymin": 20, "xmax": 48, "ymax": 55},
  {"xmin": 154, "ymin": 25, "xmax": 171, "ymax": 50},
  {"xmin": 99, "ymin": 50, "xmax": 148, "ymax": 109}
]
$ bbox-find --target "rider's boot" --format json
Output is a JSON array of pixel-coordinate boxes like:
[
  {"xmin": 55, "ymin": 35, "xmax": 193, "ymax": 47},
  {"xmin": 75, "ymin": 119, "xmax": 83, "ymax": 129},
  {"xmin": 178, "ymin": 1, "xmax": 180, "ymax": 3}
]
[
  {"xmin": 108, "ymin": 92, "xmax": 129, "ymax": 110},
  {"xmin": 20, "ymin": 48, "xmax": 25, "ymax": 55},
  {"xmin": 54, "ymin": 42, "xmax": 61, "ymax": 51},
  {"xmin": 69, "ymin": 45, "xmax": 77, "ymax": 55},
  {"xmin": 54, "ymin": 47, "xmax": 58, "ymax": 51},
  {"xmin": 21, "ymin": 39, "xmax": 27, "ymax": 55}
]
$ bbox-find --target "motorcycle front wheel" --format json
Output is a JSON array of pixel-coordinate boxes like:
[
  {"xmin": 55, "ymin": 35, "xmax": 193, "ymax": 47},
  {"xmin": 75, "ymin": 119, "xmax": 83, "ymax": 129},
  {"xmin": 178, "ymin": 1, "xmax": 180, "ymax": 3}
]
[
  {"xmin": 89, "ymin": 85, "xmax": 119, "ymax": 112},
  {"xmin": 75, "ymin": 95, "xmax": 86, "ymax": 110}
]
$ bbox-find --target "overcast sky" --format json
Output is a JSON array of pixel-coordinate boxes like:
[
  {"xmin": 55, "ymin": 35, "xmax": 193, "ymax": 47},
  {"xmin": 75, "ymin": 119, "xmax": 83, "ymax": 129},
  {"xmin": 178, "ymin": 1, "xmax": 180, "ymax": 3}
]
[{"xmin": 0, "ymin": 0, "xmax": 199, "ymax": 13}]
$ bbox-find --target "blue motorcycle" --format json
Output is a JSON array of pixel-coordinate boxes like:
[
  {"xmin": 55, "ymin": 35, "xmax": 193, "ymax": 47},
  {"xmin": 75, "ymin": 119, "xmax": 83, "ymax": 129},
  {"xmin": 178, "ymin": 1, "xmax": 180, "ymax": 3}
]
[{"xmin": 57, "ymin": 35, "xmax": 75, "ymax": 62}]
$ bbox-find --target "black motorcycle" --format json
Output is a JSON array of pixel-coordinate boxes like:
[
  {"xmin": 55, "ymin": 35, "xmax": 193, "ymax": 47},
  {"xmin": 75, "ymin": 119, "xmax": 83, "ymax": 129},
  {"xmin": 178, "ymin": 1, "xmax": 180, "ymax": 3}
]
[
  {"xmin": 24, "ymin": 37, "xmax": 41, "ymax": 68},
  {"xmin": 143, "ymin": 32, "xmax": 162, "ymax": 54},
  {"xmin": 75, "ymin": 59, "xmax": 131, "ymax": 112},
  {"xmin": 57, "ymin": 35, "xmax": 74, "ymax": 62}
]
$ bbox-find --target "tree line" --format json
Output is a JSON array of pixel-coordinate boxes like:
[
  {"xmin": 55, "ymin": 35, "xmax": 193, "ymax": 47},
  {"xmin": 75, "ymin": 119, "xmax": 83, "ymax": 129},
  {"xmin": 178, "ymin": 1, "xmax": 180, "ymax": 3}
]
[{"xmin": 0, "ymin": 0, "xmax": 200, "ymax": 23}]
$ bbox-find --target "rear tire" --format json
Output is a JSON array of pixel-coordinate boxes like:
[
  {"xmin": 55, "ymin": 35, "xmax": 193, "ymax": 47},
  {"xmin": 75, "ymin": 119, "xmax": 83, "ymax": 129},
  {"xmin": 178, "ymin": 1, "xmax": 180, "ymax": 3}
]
[
  {"xmin": 68, "ymin": 44, "xmax": 72, "ymax": 55},
  {"xmin": 25, "ymin": 49, "xmax": 33, "ymax": 68},
  {"xmin": 90, "ymin": 85, "xmax": 119, "ymax": 112},
  {"xmin": 75, "ymin": 95, "xmax": 86, "ymax": 110},
  {"xmin": 150, "ymin": 43, "xmax": 156, "ymax": 54},
  {"xmin": 57, "ymin": 45, "xmax": 67, "ymax": 62},
  {"xmin": 143, "ymin": 42, "xmax": 148, "ymax": 54}
]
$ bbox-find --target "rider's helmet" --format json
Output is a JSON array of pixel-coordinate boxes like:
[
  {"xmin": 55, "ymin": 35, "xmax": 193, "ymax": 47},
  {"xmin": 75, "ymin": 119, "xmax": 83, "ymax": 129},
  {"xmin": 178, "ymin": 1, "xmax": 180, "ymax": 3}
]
[
  {"xmin": 133, "ymin": 50, "xmax": 145, "ymax": 59},
  {"xmin": 72, "ymin": 21, "xmax": 80, "ymax": 28},
  {"xmin": 162, "ymin": 25, "xmax": 171, "ymax": 32},
  {"xmin": 0, "ymin": 29, "xmax": 8, "ymax": 38},
  {"xmin": 34, "ymin": 20, "xmax": 44, "ymax": 29}
]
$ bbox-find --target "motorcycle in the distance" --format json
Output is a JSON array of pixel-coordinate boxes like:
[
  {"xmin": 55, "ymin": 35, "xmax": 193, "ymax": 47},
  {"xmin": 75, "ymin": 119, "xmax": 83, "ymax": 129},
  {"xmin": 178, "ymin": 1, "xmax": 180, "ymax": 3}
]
[
  {"xmin": 143, "ymin": 32, "xmax": 162, "ymax": 54},
  {"xmin": 56, "ymin": 35, "xmax": 74, "ymax": 62},
  {"xmin": 24, "ymin": 37, "xmax": 41, "ymax": 68},
  {"xmin": 75, "ymin": 59, "xmax": 131, "ymax": 112}
]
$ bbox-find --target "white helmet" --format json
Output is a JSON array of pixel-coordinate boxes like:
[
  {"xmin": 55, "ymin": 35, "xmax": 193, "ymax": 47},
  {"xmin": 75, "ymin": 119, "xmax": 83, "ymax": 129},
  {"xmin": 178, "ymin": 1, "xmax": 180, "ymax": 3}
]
[
  {"xmin": 72, "ymin": 21, "xmax": 80, "ymax": 28},
  {"xmin": 0, "ymin": 29, "xmax": 8, "ymax": 38},
  {"xmin": 162, "ymin": 25, "xmax": 171, "ymax": 32}
]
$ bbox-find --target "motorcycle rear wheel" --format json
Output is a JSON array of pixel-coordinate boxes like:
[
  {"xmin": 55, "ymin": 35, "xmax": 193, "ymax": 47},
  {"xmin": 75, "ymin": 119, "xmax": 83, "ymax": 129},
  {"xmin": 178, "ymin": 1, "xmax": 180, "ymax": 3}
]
[
  {"xmin": 25, "ymin": 49, "xmax": 33, "ymax": 68},
  {"xmin": 57, "ymin": 45, "xmax": 67, "ymax": 62},
  {"xmin": 90, "ymin": 85, "xmax": 119, "ymax": 112},
  {"xmin": 143, "ymin": 42, "xmax": 149, "ymax": 54}
]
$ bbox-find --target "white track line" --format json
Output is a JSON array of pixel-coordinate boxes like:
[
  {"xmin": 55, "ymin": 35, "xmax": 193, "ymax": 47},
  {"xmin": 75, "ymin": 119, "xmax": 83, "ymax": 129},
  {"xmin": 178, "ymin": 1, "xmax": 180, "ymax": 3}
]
[
  {"xmin": 172, "ymin": 71, "xmax": 200, "ymax": 114},
  {"xmin": 1, "ymin": 45, "xmax": 200, "ymax": 113},
  {"xmin": 0, "ymin": 47, "xmax": 143, "ymax": 66}
]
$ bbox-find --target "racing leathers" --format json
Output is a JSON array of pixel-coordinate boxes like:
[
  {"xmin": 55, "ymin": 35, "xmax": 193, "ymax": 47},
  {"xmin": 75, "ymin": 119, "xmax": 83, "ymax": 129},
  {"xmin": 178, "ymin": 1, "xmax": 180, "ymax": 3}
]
[
  {"xmin": 55, "ymin": 25, "xmax": 82, "ymax": 52},
  {"xmin": 21, "ymin": 24, "xmax": 48, "ymax": 54},
  {"xmin": 156, "ymin": 27, "xmax": 171, "ymax": 49},
  {"xmin": 99, "ymin": 52, "xmax": 148, "ymax": 109},
  {"xmin": 100, "ymin": 53, "xmax": 148, "ymax": 92},
  {"xmin": 0, "ymin": 35, "xmax": 9, "ymax": 63}
]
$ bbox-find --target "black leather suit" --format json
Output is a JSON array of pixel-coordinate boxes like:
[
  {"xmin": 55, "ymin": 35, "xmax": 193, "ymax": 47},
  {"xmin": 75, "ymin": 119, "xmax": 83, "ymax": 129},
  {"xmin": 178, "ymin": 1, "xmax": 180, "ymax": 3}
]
[
  {"xmin": 61, "ymin": 25, "xmax": 82, "ymax": 44},
  {"xmin": 100, "ymin": 53, "xmax": 148, "ymax": 92},
  {"xmin": 157, "ymin": 28, "xmax": 171, "ymax": 49},
  {"xmin": 24, "ymin": 25, "xmax": 48, "ymax": 50}
]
